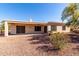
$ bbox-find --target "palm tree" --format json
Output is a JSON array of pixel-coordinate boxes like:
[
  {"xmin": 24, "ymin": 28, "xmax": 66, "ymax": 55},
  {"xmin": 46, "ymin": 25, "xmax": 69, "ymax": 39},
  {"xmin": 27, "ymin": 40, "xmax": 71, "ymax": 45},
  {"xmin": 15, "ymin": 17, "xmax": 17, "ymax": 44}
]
[{"xmin": 61, "ymin": 3, "xmax": 79, "ymax": 31}]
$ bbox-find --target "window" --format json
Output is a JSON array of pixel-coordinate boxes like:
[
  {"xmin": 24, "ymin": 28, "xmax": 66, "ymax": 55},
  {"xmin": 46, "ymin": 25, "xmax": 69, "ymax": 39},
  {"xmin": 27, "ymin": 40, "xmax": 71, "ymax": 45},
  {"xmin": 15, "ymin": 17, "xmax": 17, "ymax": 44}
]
[
  {"xmin": 51, "ymin": 26, "xmax": 57, "ymax": 31},
  {"xmin": 62, "ymin": 26, "xmax": 66, "ymax": 30},
  {"xmin": 16, "ymin": 26, "xmax": 25, "ymax": 33},
  {"xmin": 35, "ymin": 26, "xmax": 41, "ymax": 31}
]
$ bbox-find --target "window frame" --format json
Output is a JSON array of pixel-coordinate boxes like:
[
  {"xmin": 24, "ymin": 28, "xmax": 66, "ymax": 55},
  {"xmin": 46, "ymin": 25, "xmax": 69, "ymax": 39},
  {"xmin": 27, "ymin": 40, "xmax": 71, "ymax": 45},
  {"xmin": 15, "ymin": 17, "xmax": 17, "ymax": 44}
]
[
  {"xmin": 35, "ymin": 26, "xmax": 41, "ymax": 31},
  {"xmin": 62, "ymin": 26, "xmax": 66, "ymax": 30},
  {"xmin": 51, "ymin": 26, "xmax": 57, "ymax": 31}
]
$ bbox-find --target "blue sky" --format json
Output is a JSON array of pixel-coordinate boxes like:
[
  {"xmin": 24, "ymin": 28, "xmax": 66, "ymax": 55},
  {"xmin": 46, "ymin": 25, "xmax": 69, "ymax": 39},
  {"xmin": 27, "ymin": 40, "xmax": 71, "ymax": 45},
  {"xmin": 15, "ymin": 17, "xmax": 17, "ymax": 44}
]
[{"xmin": 0, "ymin": 3, "xmax": 67, "ymax": 22}]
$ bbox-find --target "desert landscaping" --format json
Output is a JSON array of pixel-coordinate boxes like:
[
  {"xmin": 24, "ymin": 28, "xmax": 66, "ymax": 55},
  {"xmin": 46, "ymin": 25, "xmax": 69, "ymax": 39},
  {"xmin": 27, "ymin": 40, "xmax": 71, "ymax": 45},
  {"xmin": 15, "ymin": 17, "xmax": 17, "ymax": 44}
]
[{"xmin": 0, "ymin": 33, "xmax": 79, "ymax": 56}]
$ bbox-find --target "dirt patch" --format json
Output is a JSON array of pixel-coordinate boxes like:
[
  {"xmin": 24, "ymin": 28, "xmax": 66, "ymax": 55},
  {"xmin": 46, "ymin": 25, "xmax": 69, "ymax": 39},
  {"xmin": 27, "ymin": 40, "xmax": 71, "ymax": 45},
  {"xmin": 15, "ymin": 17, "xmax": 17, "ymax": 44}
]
[{"xmin": 0, "ymin": 34, "xmax": 79, "ymax": 56}]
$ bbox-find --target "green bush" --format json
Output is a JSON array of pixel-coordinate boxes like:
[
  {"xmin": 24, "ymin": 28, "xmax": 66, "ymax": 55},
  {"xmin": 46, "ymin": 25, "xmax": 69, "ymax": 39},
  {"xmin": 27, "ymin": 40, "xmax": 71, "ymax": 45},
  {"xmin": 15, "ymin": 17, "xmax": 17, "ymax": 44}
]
[{"xmin": 49, "ymin": 32, "xmax": 68, "ymax": 50}]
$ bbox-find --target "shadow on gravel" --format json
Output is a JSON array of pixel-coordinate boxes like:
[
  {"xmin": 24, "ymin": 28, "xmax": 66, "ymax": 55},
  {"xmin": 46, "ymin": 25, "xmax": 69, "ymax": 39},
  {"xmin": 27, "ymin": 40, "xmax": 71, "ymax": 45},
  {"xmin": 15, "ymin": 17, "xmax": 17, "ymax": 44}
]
[
  {"xmin": 72, "ymin": 45, "xmax": 79, "ymax": 51},
  {"xmin": 28, "ymin": 34, "xmax": 59, "ymax": 55},
  {"xmin": 36, "ymin": 45, "xmax": 59, "ymax": 55},
  {"xmin": 68, "ymin": 33, "xmax": 79, "ymax": 43},
  {"xmin": 29, "ymin": 35, "xmax": 50, "ymax": 44},
  {"xmin": 36, "ymin": 45, "xmax": 59, "ymax": 52}
]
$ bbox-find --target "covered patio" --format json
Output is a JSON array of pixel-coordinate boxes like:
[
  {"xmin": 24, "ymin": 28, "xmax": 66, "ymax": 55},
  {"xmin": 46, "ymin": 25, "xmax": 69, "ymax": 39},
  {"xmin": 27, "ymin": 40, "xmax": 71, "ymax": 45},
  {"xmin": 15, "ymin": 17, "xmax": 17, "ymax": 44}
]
[{"xmin": 4, "ymin": 21, "xmax": 49, "ymax": 36}]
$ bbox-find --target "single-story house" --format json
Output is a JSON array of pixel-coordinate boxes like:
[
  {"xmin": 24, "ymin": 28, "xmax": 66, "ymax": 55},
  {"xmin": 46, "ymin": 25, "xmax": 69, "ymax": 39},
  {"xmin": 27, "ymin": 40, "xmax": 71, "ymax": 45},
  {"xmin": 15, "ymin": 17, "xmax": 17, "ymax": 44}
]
[{"xmin": 4, "ymin": 20, "xmax": 70, "ymax": 36}]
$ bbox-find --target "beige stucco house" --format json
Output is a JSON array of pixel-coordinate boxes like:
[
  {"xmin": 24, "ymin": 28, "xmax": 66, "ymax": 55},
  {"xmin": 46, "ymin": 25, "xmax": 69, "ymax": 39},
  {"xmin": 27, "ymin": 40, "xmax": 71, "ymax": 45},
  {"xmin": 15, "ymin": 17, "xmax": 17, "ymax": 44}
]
[{"xmin": 4, "ymin": 20, "xmax": 70, "ymax": 36}]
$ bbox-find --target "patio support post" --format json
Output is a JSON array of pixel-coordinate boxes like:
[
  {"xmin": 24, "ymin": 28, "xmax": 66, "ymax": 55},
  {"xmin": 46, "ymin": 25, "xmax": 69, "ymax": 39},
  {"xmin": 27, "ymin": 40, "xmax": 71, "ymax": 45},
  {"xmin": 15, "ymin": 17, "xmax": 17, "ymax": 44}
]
[
  {"xmin": 47, "ymin": 25, "xmax": 51, "ymax": 32},
  {"xmin": 4, "ymin": 21, "xmax": 8, "ymax": 36}
]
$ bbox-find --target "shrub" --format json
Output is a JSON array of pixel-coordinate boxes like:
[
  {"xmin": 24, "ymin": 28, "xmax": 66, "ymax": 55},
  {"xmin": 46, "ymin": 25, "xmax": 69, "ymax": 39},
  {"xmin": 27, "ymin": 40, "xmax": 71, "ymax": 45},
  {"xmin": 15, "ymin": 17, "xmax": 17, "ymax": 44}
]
[{"xmin": 49, "ymin": 32, "xmax": 69, "ymax": 50}]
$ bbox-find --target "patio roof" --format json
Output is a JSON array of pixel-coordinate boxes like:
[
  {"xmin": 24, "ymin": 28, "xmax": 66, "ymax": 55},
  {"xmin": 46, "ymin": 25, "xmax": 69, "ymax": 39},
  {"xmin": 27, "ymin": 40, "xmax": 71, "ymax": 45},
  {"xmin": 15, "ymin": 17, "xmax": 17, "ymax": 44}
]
[
  {"xmin": 48, "ymin": 22, "xmax": 64, "ymax": 26},
  {"xmin": 7, "ymin": 20, "xmax": 47, "ymax": 26},
  {"xmin": 5, "ymin": 20, "xmax": 65, "ymax": 26}
]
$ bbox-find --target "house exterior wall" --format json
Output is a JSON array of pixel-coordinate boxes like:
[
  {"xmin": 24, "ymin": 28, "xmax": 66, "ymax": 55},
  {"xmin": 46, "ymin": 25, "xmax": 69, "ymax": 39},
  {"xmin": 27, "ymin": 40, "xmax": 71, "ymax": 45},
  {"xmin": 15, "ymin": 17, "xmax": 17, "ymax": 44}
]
[
  {"xmin": 57, "ymin": 26, "xmax": 62, "ymax": 32},
  {"xmin": 47, "ymin": 25, "xmax": 51, "ymax": 31},
  {"xmin": 9, "ymin": 23, "xmax": 45, "ymax": 34},
  {"xmin": 8, "ymin": 22, "xmax": 71, "ymax": 35},
  {"xmin": 51, "ymin": 25, "xmax": 70, "ymax": 33},
  {"xmin": 25, "ymin": 25, "xmax": 44, "ymax": 34},
  {"xmin": 62, "ymin": 26, "xmax": 70, "ymax": 32},
  {"xmin": 57, "ymin": 26, "xmax": 70, "ymax": 32},
  {"xmin": 9, "ymin": 24, "xmax": 16, "ymax": 34}
]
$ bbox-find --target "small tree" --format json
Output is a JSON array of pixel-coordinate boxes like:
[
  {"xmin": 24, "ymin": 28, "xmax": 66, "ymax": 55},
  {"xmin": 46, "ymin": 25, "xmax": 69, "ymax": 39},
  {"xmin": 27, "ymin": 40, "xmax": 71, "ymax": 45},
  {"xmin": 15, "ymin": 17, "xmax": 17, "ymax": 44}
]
[{"xmin": 61, "ymin": 3, "xmax": 79, "ymax": 31}]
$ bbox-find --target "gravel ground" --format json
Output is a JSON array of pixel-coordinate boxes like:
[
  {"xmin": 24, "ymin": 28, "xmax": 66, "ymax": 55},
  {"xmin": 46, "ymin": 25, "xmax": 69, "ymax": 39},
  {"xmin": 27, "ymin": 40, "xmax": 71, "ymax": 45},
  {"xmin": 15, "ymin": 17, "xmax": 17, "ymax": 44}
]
[{"xmin": 0, "ymin": 34, "xmax": 79, "ymax": 56}]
